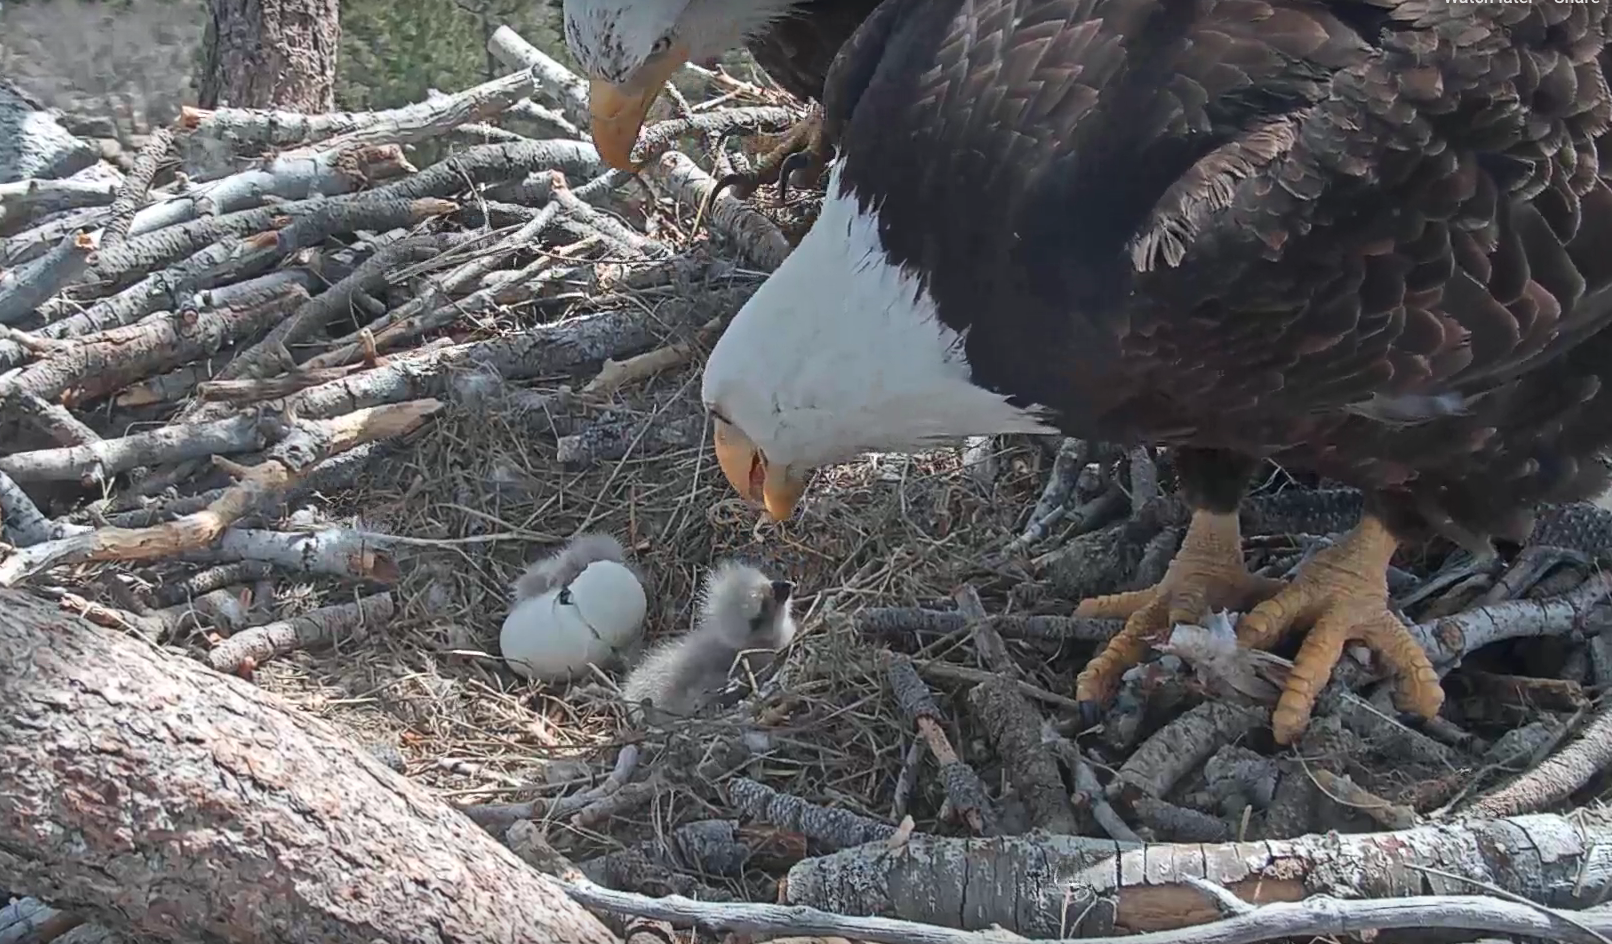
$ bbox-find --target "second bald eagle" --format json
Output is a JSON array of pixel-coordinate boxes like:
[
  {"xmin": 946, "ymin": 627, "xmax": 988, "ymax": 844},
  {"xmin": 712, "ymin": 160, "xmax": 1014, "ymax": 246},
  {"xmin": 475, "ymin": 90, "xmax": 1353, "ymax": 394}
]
[
  {"xmin": 563, "ymin": 0, "xmax": 879, "ymax": 185},
  {"xmin": 696, "ymin": 0, "xmax": 1612, "ymax": 746}
]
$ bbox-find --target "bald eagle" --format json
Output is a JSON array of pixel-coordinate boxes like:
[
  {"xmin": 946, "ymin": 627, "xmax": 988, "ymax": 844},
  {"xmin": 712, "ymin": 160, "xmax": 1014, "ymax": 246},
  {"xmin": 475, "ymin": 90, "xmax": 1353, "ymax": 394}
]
[
  {"xmin": 698, "ymin": 0, "xmax": 1612, "ymax": 744},
  {"xmin": 563, "ymin": 0, "xmax": 878, "ymax": 189}
]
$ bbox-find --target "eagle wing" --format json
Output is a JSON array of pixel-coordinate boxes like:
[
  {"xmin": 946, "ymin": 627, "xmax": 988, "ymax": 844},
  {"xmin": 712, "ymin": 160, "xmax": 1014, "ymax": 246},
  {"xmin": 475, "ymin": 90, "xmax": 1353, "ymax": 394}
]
[
  {"xmin": 819, "ymin": 0, "xmax": 1612, "ymax": 509},
  {"xmin": 746, "ymin": 0, "xmax": 886, "ymax": 102}
]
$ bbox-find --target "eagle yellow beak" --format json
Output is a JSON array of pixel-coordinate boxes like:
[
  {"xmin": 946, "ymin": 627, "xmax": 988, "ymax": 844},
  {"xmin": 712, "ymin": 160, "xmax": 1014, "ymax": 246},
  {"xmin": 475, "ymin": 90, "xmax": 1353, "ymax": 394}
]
[
  {"xmin": 713, "ymin": 418, "xmax": 805, "ymax": 521},
  {"xmin": 588, "ymin": 47, "xmax": 688, "ymax": 172}
]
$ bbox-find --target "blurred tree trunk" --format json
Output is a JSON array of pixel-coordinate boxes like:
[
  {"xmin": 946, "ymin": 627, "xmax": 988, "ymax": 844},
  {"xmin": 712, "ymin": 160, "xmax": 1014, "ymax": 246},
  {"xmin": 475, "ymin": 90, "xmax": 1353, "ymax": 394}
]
[
  {"xmin": 199, "ymin": 0, "xmax": 340, "ymax": 111},
  {"xmin": 0, "ymin": 588, "xmax": 620, "ymax": 944}
]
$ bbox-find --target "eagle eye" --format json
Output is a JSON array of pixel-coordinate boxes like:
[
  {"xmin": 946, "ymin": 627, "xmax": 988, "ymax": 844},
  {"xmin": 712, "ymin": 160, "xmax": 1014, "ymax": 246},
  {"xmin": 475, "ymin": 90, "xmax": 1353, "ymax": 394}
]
[{"xmin": 650, "ymin": 35, "xmax": 673, "ymax": 56}]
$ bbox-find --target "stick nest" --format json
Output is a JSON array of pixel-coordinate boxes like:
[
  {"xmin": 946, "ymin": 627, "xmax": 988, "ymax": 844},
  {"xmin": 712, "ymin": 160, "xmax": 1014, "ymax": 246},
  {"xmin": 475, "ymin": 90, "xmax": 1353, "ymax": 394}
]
[{"xmin": 8, "ymin": 26, "xmax": 1612, "ymax": 932}]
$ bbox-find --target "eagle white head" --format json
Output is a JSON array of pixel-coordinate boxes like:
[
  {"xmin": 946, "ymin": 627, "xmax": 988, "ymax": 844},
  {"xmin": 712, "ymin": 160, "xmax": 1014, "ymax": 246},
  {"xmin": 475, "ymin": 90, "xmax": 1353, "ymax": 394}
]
[
  {"xmin": 563, "ymin": 0, "xmax": 804, "ymax": 170},
  {"xmin": 699, "ymin": 163, "xmax": 1060, "ymax": 521}
]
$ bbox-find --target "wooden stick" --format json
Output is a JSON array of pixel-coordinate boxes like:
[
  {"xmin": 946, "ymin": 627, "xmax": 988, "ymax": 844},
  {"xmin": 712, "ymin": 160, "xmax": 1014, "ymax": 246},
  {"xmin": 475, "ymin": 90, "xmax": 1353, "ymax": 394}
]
[
  {"xmin": 782, "ymin": 816, "xmax": 1612, "ymax": 938},
  {"xmin": 570, "ymin": 876, "xmax": 1612, "ymax": 944},
  {"xmin": 0, "ymin": 400, "xmax": 441, "ymax": 586}
]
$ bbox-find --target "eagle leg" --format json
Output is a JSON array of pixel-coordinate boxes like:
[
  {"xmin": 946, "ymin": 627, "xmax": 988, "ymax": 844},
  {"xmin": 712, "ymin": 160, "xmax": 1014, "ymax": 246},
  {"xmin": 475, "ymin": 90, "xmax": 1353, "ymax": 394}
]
[
  {"xmin": 1074, "ymin": 509, "xmax": 1284, "ymax": 710},
  {"xmin": 712, "ymin": 106, "xmax": 830, "ymax": 202},
  {"xmin": 1235, "ymin": 514, "xmax": 1444, "ymax": 745}
]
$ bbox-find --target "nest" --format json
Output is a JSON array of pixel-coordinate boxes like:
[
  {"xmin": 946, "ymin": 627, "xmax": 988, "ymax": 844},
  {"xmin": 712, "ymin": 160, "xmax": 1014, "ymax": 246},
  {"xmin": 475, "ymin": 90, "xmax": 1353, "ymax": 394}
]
[
  {"xmin": 291, "ymin": 373, "xmax": 1047, "ymax": 846},
  {"xmin": 8, "ymin": 22, "xmax": 1612, "ymax": 944}
]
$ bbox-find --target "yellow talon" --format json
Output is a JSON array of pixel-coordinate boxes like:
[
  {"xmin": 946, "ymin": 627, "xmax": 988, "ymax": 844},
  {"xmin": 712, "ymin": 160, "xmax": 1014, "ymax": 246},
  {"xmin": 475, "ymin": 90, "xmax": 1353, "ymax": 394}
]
[
  {"xmin": 1236, "ymin": 514, "xmax": 1444, "ymax": 744},
  {"xmin": 1074, "ymin": 509, "xmax": 1284, "ymax": 707}
]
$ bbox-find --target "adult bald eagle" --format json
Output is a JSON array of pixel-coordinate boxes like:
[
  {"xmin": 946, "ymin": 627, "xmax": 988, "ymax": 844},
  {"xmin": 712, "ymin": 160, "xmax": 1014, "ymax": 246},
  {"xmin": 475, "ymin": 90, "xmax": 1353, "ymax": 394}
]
[
  {"xmin": 698, "ymin": 0, "xmax": 1612, "ymax": 744},
  {"xmin": 563, "ymin": 0, "xmax": 879, "ymax": 189}
]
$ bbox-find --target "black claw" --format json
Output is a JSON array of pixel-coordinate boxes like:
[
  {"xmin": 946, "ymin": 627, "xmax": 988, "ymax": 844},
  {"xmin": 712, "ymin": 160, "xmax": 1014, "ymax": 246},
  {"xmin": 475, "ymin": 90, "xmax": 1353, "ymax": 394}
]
[
  {"xmin": 776, "ymin": 150, "xmax": 816, "ymax": 204},
  {"xmin": 711, "ymin": 170, "xmax": 757, "ymax": 201},
  {"xmin": 1076, "ymin": 699, "xmax": 1106, "ymax": 732},
  {"xmin": 698, "ymin": 171, "xmax": 757, "ymax": 231}
]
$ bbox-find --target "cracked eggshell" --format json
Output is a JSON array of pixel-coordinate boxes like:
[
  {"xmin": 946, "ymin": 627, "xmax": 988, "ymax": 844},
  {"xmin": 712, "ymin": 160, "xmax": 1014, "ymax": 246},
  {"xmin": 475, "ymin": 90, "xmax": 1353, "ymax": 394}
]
[{"xmin": 499, "ymin": 559, "xmax": 648, "ymax": 681}]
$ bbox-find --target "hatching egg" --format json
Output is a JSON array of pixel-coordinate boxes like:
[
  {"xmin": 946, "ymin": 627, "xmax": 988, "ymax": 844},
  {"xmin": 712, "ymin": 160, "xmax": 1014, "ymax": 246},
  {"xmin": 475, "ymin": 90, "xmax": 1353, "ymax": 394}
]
[{"xmin": 499, "ymin": 559, "xmax": 648, "ymax": 681}]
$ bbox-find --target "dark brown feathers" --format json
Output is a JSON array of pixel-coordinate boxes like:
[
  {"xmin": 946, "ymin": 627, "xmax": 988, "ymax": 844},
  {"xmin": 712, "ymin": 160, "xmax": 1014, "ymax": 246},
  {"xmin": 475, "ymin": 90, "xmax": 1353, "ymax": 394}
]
[
  {"xmin": 821, "ymin": 0, "xmax": 1612, "ymax": 548},
  {"xmin": 745, "ymin": 0, "xmax": 884, "ymax": 103}
]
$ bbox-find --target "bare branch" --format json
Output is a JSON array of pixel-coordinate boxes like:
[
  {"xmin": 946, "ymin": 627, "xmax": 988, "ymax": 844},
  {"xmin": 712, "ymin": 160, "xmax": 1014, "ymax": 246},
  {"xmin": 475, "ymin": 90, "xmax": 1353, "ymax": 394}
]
[
  {"xmin": 180, "ymin": 68, "xmax": 539, "ymax": 155},
  {"xmin": 726, "ymin": 777, "xmax": 900, "ymax": 851},
  {"xmin": 206, "ymin": 592, "xmax": 395, "ymax": 674},
  {"xmin": 100, "ymin": 127, "xmax": 173, "ymax": 248},
  {"xmin": 48, "ymin": 221, "xmax": 399, "ymax": 345},
  {"xmin": 4, "ymin": 276, "xmax": 310, "ymax": 403},
  {"xmin": 506, "ymin": 99, "xmax": 584, "ymax": 138},
  {"xmin": 884, "ymin": 652, "xmax": 999, "ymax": 835},
  {"xmin": 0, "ymin": 412, "xmax": 286, "ymax": 484},
  {"xmin": 0, "ymin": 177, "xmax": 119, "ymax": 234},
  {"xmin": 965, "ymin": 676, "xmax": 1081, "ymax": 833},
  {"xmin": 366, "ymin": 138, "xmax": 603, "ymax": 202},
  {"xmin": 569, "ymin": 878, "xmax": 1612, "ymax": 944},
  {"xmin": 187, "ymin": 526, "xmax": 403, "ymax": 581},
  {"xmin": 0, "ymin": 469, "xmax": 91, "ymax": 547},
  {"xmin": 785, "ymin": 814, "xmax": 1612, "ymax": 937},
  {"xmin": 1408, "ymin": 572, "xmax": 1612, "ymax": 669},
  {"xmin": 1111, "ymin": 701, "xmax": 1269, "ymax": 802},
  {"xmin": 486, "ymin": 25, "xmax": 591, "ymax": 130},
  {"xmin": 649, "ymin": 150, "xmax": 791, "ymax": 270},
  {"xmin": 286, "ymin": 301, "xmax": 720, "ymax": 418},
  {"xmin": 1464, "ymin": 696, "xmax": 1612, "ymax": 817},
  {"xmin": 120, "ymin": 143, "xmax": 414, "ymax": 239},
  {"xmin": 953, "ymin": 583, "xmax": 1017, "ymax": 677},
  {"xmin": 0, "ymin": 78, "xmax": 99, "ymax": 183},
  {"xmin": 307, "ymin": 205, "xmax": 570, "ymax": 369},
  {"xmin": 1, "ymin": 204, "xmax": 105, "ymax": 267},
  {"xmin": 209, "ymin": 234, "xmax": 450, "ymax": 384},
  {"xmin": 0, "ymin": 400, "xmax": 442, "ymax": 586},
  {"xmin": 0, "ymin": 229, "xmax": 95, "ymax": 324},
  {"xmin": 86, "ymin": 193, "xmax": 455, "ymax": 286},
  {"xmin": 637, "ymin": 107, "xmax": 799, "ymax": 158},
  {"xmin": 583, "ymin": 316, "xmax": 724, "ymax": 398}
]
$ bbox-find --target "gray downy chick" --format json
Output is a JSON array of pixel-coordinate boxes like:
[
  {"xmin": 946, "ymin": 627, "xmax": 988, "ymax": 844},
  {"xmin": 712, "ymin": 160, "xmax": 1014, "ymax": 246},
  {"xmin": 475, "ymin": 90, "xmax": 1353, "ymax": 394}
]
[
  {"xmin": 620, "ymin": 560, "xmax": 797, "ymax": 722},
  {"xmin": 512, "ymin": 532, "xmax": 631, "ymax": 600}
]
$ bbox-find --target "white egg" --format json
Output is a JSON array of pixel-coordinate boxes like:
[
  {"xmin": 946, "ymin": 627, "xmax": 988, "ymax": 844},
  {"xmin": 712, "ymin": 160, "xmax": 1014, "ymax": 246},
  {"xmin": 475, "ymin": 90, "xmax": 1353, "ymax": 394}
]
[{"xmin": 499, "ymin": 559, "xmax": 648, "ymax": 681}]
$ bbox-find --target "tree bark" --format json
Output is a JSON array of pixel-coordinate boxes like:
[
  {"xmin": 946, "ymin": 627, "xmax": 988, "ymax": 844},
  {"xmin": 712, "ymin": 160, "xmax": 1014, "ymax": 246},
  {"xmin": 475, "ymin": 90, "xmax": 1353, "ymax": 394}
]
[
  {"xmin": 199, "ymin": 0, "xmax": 340, "ymax": 112},
  {"xmin": 782, "ymin": 814, "xmax": 1612, "ymax": 938},
  {"xmin": 0, "ymin": 79, "xmax": 99, "ymax": 185},
  {"xmin": 0, "ymin": 588, "xmax": 619, "ymax": 944}
]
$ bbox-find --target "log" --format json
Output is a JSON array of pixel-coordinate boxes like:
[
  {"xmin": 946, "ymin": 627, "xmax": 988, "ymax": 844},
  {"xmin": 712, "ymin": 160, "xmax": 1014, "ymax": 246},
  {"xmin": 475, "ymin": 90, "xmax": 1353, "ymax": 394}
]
[
  {"xmin": 486, "ymin": 25, "xmax": 592, "ymax": 129},
  {"xmin": 0, "ymin": 79, "xmax": 99, "ymax": 185},
  {"xmin": 780, "ymin": 816, "xmax": 1612, "ymax": 938},
  {"xmin": 648, "ymin": 151, "xmax": 791, "ymax": 271},
  {"xmin": 0, "ymin": 587, "xmax": 619, "ymax": 944},
  {"xmin": 573, "ymin": 878, "xmax": 1612, "ymax": 944},
  {"xmin": 180, "ymin": 68, "xmax": 539, "ymax": 154}
]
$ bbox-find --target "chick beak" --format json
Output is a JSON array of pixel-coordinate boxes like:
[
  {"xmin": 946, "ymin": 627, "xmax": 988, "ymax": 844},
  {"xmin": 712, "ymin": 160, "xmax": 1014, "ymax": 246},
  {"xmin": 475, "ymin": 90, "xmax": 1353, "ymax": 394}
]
[
  {"xmin": 588, "ymin": 48, "xmax": 687, "ymax": 172},
  {"xmin": 713, "ymin": 420, "xmax": 805, "ymax": 521}
]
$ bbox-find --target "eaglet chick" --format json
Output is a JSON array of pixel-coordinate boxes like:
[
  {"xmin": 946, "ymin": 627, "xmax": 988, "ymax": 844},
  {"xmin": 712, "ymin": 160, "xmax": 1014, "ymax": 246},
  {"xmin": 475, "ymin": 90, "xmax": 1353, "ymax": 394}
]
[
  {"xmin": 620, "ymin": 561, "xmax": 796, "ymax": 722},
  {"xmin": 512, "ymin": 532, "xmax": 633, "ymax": 599}
]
